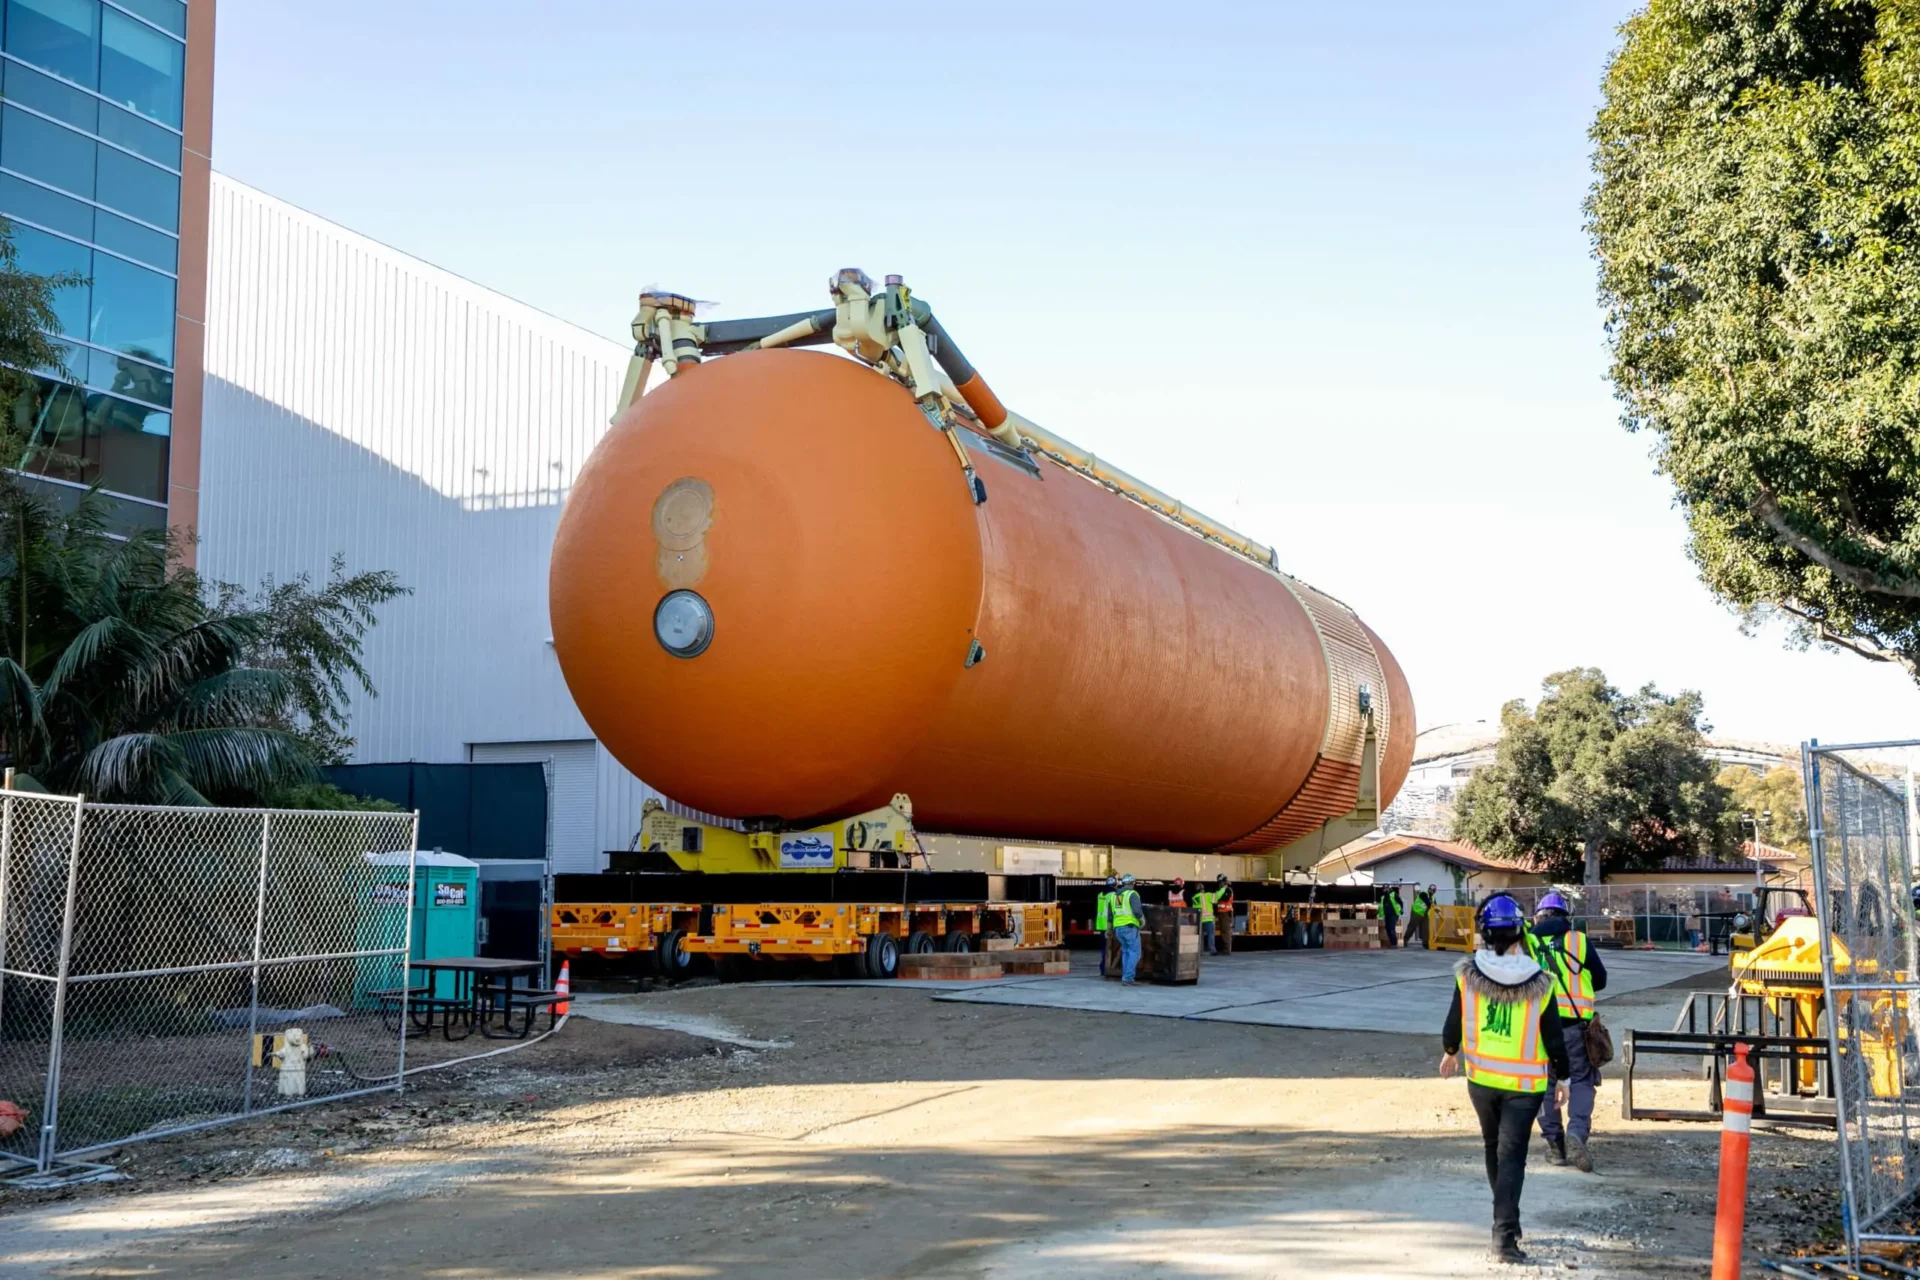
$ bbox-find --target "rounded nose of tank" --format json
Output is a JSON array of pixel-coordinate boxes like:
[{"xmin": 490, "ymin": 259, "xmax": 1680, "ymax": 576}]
[
  {"xmin": 549, "ymin": 350, "xmax": 986, "ymax": 822},
  {"xmin": 1363, "ymin": 620, "xmax": 1416, "ymax": 810}
]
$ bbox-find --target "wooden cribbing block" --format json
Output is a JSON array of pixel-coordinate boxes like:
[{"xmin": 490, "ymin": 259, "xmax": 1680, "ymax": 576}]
[{"xmin": 1002, "ymin": 959, "xmax": 1070, "ymax": 976}]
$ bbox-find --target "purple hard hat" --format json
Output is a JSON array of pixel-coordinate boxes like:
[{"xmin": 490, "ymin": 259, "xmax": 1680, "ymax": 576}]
[{"xmin": 1537, "ymin": 891, "xmax": 1570, "ymax": 914}]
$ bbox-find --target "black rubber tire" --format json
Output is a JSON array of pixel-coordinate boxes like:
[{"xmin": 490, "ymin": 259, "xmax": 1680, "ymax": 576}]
[
  {"xmin": 864, "ymin": 931, "xmax": 900, "ymax": 979},
  {"xmin": 1307, "ymin": 921, "xmax": 1325, "ymax": 948},
  {"xmin": 1289, "ymin": 920, "xmax": 1309, "ymax": 949},
  {"xmin": 715, "ymin": 955, "xmax": 753, "ymax": 984},
  {"xmin": 656, "ymin": 929, "xmax": 693, "ymax": 981},
  {"xmin": 906, "ymin": 929, "xmax": 937, "ymax": 955},
  {"xmin": 939, "ymin": 930, "xmax": 974, "ymax": 954}
]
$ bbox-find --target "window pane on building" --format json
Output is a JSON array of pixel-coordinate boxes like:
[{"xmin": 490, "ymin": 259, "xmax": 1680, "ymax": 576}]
[
  {"xmin": 106, "ymin": 0, "xmax": 184, "ymax": 38},
  {"xmin": 86, "ymin": 341, "xmax": 169, "ymax": 406},
  {"xmin": 1, "ymin": 103, "xmax": 95, "ymax": 199},
  {"xmin": 18, "ymin": 473, "xmax": 167, "ymax": 534},
  {"xmin": 97, "ymin": 101, "xmax": 177, "ymax": 168},
  {"xmin": 3, "ymin": 59, "xmax": 98, "ymax": 132},
  {"xmin": 0, "ymin": 170, "xmax": 93, "ymax": 240},
  {"xmin": 9, "ymin": 221, "xmax": 90, "ymax": 337},
  {"xmin": 5, "ymin": 0, "xmax": 100, "ymax": 89},
  {"xmin": 14, "ymin": 377, "xmax": 169, "ymax": 502},
  {"xmin": 92, "ymin": 206, "xmax": 172, "ymax": 270},
  {"xmin": 87, "ymin": 248, "xmax": 171, "ymax": 362},
  {"xmin": 94, "ymin": 142, "xmax": 174, "ymax": 229},
  {"xmin": 98, "ymin": 7, "xmax": 179, "ymax": 127}
]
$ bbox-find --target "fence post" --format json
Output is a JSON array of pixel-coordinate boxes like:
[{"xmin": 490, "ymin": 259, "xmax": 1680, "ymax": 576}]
[
  {"xmin": 241, "ymin": 812, "xmax": 271, "ymax": 1115},
  {"xmin": 1803, "ymin": 741, "xmax": 1863, "ymax": 1262},
  {"xmin": 36, "ymin": 797, "xmax": 85, "ymax": 1172},
  {"xmin": 395, "ymin": 816, "xmax": 419, "ymax": 1087},
  {"xmin": 0, "ymin": 793, "xmax": 14, "ymax": 1050}
]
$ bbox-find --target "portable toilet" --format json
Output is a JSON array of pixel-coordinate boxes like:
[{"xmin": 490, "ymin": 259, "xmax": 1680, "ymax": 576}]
[{"xmin": 361, "ymin": 850, "xmax": 480, "ymax": 1000}]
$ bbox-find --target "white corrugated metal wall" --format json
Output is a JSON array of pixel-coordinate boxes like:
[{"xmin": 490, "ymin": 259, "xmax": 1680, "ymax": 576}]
[{"xmin": 197, "ymin": 174, "xmax": 685, "ymax": 861}]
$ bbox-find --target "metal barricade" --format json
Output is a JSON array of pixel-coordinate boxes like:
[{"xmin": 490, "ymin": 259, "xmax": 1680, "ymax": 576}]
[
  {"xmin": 1427, "ymin": 904, "xmax": 1475, "ymax": 951},
  {"xmin": 0, "ymin": 794, "xmax": 420, "ymax": 1183},
  {"xmin": 1803, "ymin": 740, "xmax": 1920, "ymax": 1262}
]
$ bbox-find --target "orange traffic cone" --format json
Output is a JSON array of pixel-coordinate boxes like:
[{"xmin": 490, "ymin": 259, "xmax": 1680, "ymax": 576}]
[{"xmin": 554, "ymin": 959, "xmax": 571, "ymax": 1017}]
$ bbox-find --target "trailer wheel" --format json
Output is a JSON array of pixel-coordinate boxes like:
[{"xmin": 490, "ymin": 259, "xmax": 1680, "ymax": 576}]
[
  {"xmin": 864, "ymin": 931, "xmax": 900, "ymax": 979},
  {"xmin": 716, "ymin": 955, "xmax": 753, "ymax": 983},
  {"xmin": 906, "ymin": 929, "xmax": 937, "ymax": 954},
  {"xmin": 656, "ymin": 929, "xmax": 693, "ymax": 981},
  {"xmin": 1307, "ymin": 921, "xmax": 1324, "ymax": 948},
  {"xmin": 939, "ymin": 930, "xmax": 974, "ymax": 954},
  {"xmin": 1288, "ymin": 920, "xmax": 1308, "ymax": 949}
]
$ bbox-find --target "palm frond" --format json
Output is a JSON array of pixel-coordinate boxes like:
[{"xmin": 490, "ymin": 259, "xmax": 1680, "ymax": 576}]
[
  {"xmin": 171, "ymin": 667, "xmax": 297, "ymax": 729},
  {"xmin": 167, "ymin": 727, "xmax": 317, "ymax": 799},
  {"xmin": 75, "ymin": 732, "xmax": 185, "ymax": 800}
]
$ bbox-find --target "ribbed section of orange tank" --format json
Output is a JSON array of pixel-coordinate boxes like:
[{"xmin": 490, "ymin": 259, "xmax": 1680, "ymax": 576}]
[{"xmin": 549, "ymin": 349, "xmax": 1413, "ymax": 851}]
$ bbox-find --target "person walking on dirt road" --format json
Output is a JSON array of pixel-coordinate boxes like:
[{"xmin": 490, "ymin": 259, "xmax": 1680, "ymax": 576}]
[
  {"xmin": 1529, "ymin": 892, "xmax": 1608, "ymax": 1172},
  {"xmin": 1441, "ymin": 893, "xmax": 1571, "ymax": 1265},
  {"xmin": 1111, "ymin": 874, "xmax": 1145, "ymax": 984}
]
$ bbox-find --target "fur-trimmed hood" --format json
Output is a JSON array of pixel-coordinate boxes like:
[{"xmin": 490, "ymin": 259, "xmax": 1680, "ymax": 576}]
[{"xmin": 1457, "ymin": 950, "xmax": 1555, "ymax": 1003}]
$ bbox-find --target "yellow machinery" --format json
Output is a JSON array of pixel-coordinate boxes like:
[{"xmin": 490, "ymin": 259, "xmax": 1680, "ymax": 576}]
[
  {"xmin": 1732, "ymin": 915, "xmax": 1903, "ymax": 1100},
  {"xmin": 632, "ymin": 796, "xmax": 921, "ymax": 873},
  {"xmin": 553, "ymin": 796, "xmax": 1062, "ymax": 979}
]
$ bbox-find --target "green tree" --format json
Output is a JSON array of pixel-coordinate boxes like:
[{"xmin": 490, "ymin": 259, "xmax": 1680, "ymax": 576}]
[
  {"xmin": 1452, "ymin": 669, "xmax": 1734, "ymax": 882},
  {"xmin": 211, "ymin": 556, "xmax": 409, "ymax": 765},
  {"xmin": 1717, "ymin": 763, "xmax": 1812, "ymax": 854},
  {"xmin": 1590, "ymin": 1, "xmax": 1920, "ymax": 679}
]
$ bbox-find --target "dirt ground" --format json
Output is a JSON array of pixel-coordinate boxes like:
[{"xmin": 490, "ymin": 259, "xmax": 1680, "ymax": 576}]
[{"xmin": 0, "ymin": 977, "xmax": 1846, "ymax": 1279}]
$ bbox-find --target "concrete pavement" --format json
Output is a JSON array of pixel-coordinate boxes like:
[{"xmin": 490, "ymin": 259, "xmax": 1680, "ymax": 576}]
[{"xmin": 928, "ymin": 943, "xmax": 1723, "ymax": 1033}]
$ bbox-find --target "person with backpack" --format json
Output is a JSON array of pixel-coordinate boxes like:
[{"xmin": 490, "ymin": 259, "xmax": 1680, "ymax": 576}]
[
  {"xmin": 1441, "ymin": 894, "xmax": 1572, "ymax": 1264},
  {"xmin": 1528, "ymin": 892, "xmax": 1609, "ymax": 1172}
]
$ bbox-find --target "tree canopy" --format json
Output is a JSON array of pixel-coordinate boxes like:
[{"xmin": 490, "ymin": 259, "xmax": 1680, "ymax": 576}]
[
  {"xmin": 1452, "ymin": 669, "xmax": 1733, "ymax": 881},
  {"xmin": 1717, "ymin": 762, "xmax": 1811, "ymax": 854},
  {"xmin": 1589, "ymin": 0, "xmax": 1920, "ymax": 680}
]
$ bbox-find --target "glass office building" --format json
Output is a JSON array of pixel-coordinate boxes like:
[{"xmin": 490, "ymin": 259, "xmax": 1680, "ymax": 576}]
[{"xmin": 0, "ymin": 0, "xmax": 212, "ymax": 541}]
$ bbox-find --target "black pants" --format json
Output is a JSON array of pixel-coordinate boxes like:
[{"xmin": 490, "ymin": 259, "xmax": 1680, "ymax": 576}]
[{"xmin": 1469, "ymin": 1081, "xmax": 1545, "ymax": 1240}]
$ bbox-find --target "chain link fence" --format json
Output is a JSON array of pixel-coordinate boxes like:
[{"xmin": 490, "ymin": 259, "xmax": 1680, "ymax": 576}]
[
  {"xmin": 0, "ymin": 793, "xmax": 419, "ymax": 1182},
  {"xmin": 1803, "ymin": 740, "xmax": 1920, "ymax": 1261},
  {"xmin": 1499, "ymin": 883, "xmax": 1768, "ymax": 951}
]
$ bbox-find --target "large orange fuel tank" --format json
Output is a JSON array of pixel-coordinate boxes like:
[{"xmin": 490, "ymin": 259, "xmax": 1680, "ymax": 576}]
[{"xmin": 550, "ymin": 349, "xmax": 1413, "ymax": 851}]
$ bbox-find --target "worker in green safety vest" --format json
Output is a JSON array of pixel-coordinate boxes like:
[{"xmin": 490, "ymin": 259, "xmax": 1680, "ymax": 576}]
[
  {"xmin": 1404, "ymin": 884, "xmax": 1434, "ymax": 949},
  {"xmin": 1376, "ymin": 887, "xmax": 1401, "ymax": 948},
  {"xmin": 1440, "ymin": 894, "xmax": 1571, "ymax": 1265},
  {"xmin": 1191, "ymin": 883, "xmax": 1215, "ymax": 953},
  {"xmin": 1528, "ymin": 892, "xmax": 1608, "ymax": 1172},
  {"xmin": 1111, "ymin": 874, "xmax": 1145, "ymax": 984},
  {"xmin": 1095, "ymin": 875, "xmax": 1117, "ymax": 977}
]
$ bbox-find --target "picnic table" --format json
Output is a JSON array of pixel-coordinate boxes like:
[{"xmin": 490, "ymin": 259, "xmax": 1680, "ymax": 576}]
[{"xmin": 375, "ymin": 957, "xmax": 563, "ymax": 1041}]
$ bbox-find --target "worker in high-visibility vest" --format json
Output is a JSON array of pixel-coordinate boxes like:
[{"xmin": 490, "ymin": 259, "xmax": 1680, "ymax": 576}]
[
  {"xmin": 1528, "ymin": 891, "xmax": 1608, "ymax": 1173},
  {"xmin": 1095, "ymin": 875, "xmax": 1117, "ymax": 977},
  {"xmin": 1207, "ymin": 874, "xmax": 1233, "ymax": 954},
  {"xmin": 1191, "ymin": 883, "xmax": 1216, "ymax": 953},
  {"xmin": 1404, "ymin": 884, "xmax": 1433, "ymax": 948},
  {"xmin": 1376, "ymin": 886, "xmax": 1401, "ymax": 947},
  {"xmin": 1168, "ymin": 877, "xmax": 1187, "ymax": 908},
  {"xmin": 1440, "ymin": 894, "xmax": 1571, "ymax": 1265},
  {"xmin": 1111, "ymin": 873, "xmax": 1145, "ymax": 984}
]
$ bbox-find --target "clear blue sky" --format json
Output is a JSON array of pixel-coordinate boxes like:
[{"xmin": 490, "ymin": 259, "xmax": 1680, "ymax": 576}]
[{"xmin": 211, "ymin": 1, "xmax": 1920, "ymax": 751}]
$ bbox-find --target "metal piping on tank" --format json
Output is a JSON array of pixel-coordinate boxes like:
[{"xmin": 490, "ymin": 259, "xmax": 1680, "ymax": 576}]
[{"xmin": 612, "ymin": 271, "xmax": 1310, "ymax": 586}]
